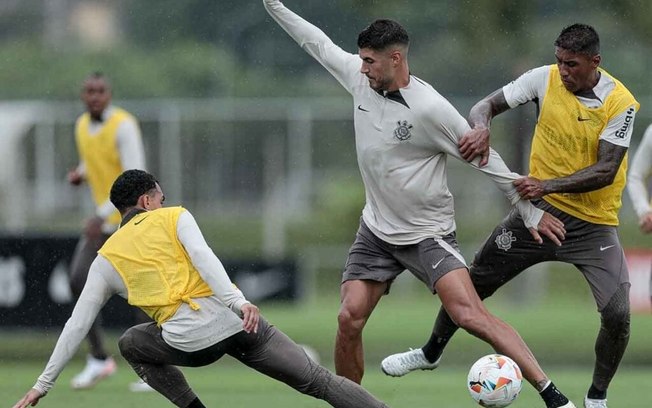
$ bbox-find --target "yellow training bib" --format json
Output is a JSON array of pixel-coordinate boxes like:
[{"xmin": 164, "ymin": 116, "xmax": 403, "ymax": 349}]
[{"xmin": 530, "ymin": 65, "xmax": 639, "ymax": 225}]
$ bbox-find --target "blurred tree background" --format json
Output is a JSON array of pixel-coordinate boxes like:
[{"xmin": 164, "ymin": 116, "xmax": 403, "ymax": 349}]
[{"xmin": 0, "ymin": 0, "xmax": 650, "ymax": 100}]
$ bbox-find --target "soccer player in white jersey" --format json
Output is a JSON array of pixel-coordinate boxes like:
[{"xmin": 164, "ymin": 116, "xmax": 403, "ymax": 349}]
[
  {"xmin": 382, "ymin": 24, "xmax": 638, "ymax": 408},
  {"xmin": 264, "ymin": 1, "xmax": 574, "ymax": 407},
  {"xmin": 627, "ymin": 123, "xmax": 652, "ymax": 305}
]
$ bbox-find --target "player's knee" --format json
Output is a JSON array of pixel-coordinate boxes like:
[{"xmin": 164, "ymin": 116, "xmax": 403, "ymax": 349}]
[
  {"xmin": 118, "ymin": 329, "xmax": 137, "ymax": 361},
  {"xmin": 601, "ymin": 284, "xmax": 631, "ymax": 337},
  {"xmin": 451, "ymin": 307, "xmax": 488, "ymax": 334},
  {"xmin": 601, "ymin": 301, "xmax": 630, "ymax": 336},
  {"xmin": 337, "ymin": 308, "xmax": 366, "ymax": 336}
]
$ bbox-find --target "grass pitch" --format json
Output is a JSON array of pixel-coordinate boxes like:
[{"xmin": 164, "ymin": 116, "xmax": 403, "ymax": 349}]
[{"xmin": 2, "ymin": 290, "xmax": 651, "ymax": 407}]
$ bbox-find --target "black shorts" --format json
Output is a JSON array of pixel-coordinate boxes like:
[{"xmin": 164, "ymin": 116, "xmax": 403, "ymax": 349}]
[
  {"xmin": 470, "ymin": 199, "xmax": 630, "ymax": 310},
  {"xmin": 342, "ymin": 219, "xmax": 467, "ymax": 294}
]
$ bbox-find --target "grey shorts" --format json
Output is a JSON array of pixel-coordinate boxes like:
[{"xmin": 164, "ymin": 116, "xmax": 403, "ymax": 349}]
[
  {"xmin": 342, "ymin": 219, "xmax": 467, "ymax": 294},
  {"xmin": 471, "ymin": 199, "xmax": 630, "ymax": 310}
]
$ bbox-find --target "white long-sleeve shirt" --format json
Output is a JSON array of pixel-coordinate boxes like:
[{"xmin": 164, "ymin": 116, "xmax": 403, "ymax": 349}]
[
  {"xmin": 264, "ymin": 0, "xmax": 542, "ymax": 245},
  {"xmin": 33, "ymin": 210, "xmax": 249, "ymax": 395},
  {"xmin": 628, "ymin": 124, "xmax": 652, "ymax": 218}
]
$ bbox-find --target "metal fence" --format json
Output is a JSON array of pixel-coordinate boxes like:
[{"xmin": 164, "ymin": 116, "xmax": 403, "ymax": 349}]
[{"xmin": 1, "ymin": 96, "xmax": 649, "ymax": 258}]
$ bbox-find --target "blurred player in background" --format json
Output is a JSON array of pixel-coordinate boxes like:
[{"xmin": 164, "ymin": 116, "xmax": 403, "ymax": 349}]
[
  {"xmin": 383, "ymin": 24, "xmax": 638, "ymax": 408},
  {"xmin": 67, "ymin": 72, "xmax": 149, "ymax": 391},
  {"xmin": 627, "ymin": 123, "xmax": 652, "ymax": 305},
  {"xmin": 264, "ymin": 1, "xmax": 574, "ymax": 407},
  {"xmin": 12, "ymin": 169, "xmax": 391, "ymax": 408}
]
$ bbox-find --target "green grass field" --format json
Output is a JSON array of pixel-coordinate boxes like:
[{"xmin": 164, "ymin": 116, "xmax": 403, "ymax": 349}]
[{"xmin": 2, "ymin": 291, "xmax": 651, "ymax": 407}]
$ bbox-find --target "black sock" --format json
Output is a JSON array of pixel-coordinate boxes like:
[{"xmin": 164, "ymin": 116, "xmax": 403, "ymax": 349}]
[
  {"xmin": 186, "ymin": 397, "xmax": 206, "ymax": 408},
  {"xmin": 421, "ymin": 334, "xmax": 450, "ymax": 363},
  {"xmin": 540, "ymin": 381, "xmax": 570, "ymax": 408},
  {"xmin": 587, "ymin": 384, "xmax": 607, "ymax": 400}
]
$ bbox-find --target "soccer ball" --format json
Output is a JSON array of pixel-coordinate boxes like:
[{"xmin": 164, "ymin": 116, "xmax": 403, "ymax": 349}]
[{"xmin": 467, "ymin": 354, "xmax": 522, "ymax": 407}]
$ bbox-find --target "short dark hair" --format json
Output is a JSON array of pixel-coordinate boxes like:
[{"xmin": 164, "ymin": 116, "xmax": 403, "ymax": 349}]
[
  {"xmin": 357, "ymin": 19, "xmax": 409, "ymax": 51},
  {"xmin": 84, "ymin": 71, "xmax": 111, "ymax": 87},
  {"xmin": 554, "ymin": 24, "xmax": 600, "ymax": 56},
  {"xmin": 110, "ymin": 170, "xmax": 159, "ymax": 212}
]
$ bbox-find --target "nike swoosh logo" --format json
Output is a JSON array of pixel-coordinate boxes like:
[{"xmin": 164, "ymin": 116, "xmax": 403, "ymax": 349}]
[
  {"xmin": 357, "ymin": 105, "xmax": 370, "ymax": 112},
  {"xmin": 134, "ymin": 216, "xmax": 149, "ymax": 225},
  {"xmin": 577, "ymin": 116, "xmax": 591, "ymax": 122},
  {"xmin": 432, "ymin": 258, "xmax": 445, "ymax": 270},
  {"xmin": 599, "ymin": 245, "xmax": 615, "ymax": 251}
]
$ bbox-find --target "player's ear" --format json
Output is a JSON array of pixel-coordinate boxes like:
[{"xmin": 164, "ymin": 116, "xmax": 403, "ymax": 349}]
[
  {"xmin": 390, "ymin": 49, "xmax": 402, "ymax": 66},
  {"xmin": 591, "ymin": 54, "xmax": 601, "ymax": 68},
  {"xmin": 136, "ymin": 193, "xmax": 149, "ymax": 210}
]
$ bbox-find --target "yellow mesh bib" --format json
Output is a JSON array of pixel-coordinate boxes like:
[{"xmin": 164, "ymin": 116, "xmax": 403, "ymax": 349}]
[
  {"xmin": 530, "ymin": 65, "xmax": 639, "ymax": 225},
  {"xmin": 99, "ymin": 207, "xmax": 214, "ymax": 325},
  {"xmin": 75, "ymin": 107, "xmax": 135, "ymax": 226}
]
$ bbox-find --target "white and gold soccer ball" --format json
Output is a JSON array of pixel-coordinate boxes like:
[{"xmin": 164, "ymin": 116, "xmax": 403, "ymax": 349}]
[{"xmin": 467, "ymin": 354, "xmax": 522, "ymax": 407}]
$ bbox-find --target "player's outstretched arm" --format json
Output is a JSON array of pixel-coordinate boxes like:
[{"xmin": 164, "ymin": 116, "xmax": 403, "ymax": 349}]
[
  {"xmin": 262, "ymin": 0, "xmax": 360, "ymax": 92},
  {"xmin": 12, "ymin": 389, "xmax": 43, "ymax": 408},
  {"xmin": 459, "ymin": 89, "xmax": 511, "ymax": 166}
]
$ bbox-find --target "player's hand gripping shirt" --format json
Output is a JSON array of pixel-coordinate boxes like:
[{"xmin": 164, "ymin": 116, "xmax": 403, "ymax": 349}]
[{"xmin": 264, "ymin": 0, "xmax": 542, "ymax": 245}]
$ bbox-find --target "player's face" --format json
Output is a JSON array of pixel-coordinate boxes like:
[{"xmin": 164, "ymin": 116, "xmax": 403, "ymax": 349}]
[
  {"xmin": 143, "ymin": 183, "xmax": 165, "ymax": 210},
  {"xmin": 81, "ymin": 78, "xmax": 111, "ymax": 120},
  {"xmin": 359, "ymin": 47, "xmax": 395, "ymax": 91},
  {"xmin": 555, "ymin": 47, "xmax": 600, "ymax": 93}
]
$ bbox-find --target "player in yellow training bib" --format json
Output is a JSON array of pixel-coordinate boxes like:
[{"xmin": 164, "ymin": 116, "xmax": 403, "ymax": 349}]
[{"xmin": 383, "ymin": 24, "xmax": 638, "ymax": 408}]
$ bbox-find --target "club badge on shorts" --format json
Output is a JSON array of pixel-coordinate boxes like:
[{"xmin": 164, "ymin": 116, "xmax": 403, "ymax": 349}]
[
  {"xmin": 495, "ymin": 228, "xmax": 516, "ymax": 251},
  {"xmin": 393, "ymin": 120, "xmax": 413, "ymax": 141}
]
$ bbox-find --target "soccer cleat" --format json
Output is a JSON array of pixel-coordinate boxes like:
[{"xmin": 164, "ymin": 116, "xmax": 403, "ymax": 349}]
[
  {"xmin": 583, "ymin": 396, "xmax": 607, "ymax": 408},
  {"xmin": 70, "ymin": 355, "xmax": 117, "ymax": 390},
  {"xmin": 129, "ymin": 378, "xmax": 155, "ymax": 392},
  {"xmin": 380, "ymin": 348, "xmax": 440, "ymax": 377},
  {"xmin": 558, "ymin": 402, "xmax": 577, "ymax": 408}
]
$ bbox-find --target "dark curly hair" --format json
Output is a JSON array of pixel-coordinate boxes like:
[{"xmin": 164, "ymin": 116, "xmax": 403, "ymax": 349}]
[
  {"xmin": 357, "ymin": 19, "xmax": 409, "ymax": 51},
  {"xmin": 110, "ymin": 169, "xmax": 159, "ymax": 213},
  {"xmin": 554, "ymin": 24, "xmax": 600, "ymax": 56}
]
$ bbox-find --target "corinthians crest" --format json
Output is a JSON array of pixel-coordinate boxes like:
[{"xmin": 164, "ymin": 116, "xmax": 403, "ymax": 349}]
[
  {"xmin": 393, "ymin": 120, "xmax": 413, "ymax": 141},
  {"xmin": 495, "ymin": 228, "xmax": 516, "ymax": 251}
]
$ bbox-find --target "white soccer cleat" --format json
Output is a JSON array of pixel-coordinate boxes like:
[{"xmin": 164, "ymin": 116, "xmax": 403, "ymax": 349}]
[
  {"xmin": 380, "ymin": 348, "xmax": 440, "ymax": 377},
  {"xmin": 559, "ymin": 401, "xmax": 577, "ymax": 408},
  {"xmin": 583, "ymin": 396, "xmax": 607, "ymax": 408},
  {"xmin": 129, "ymin": 378, "xmax": 155, "ymax": 392},
  {"xmin": 70, "ymin": 355, "xmax": 117, "ymax": 390}
]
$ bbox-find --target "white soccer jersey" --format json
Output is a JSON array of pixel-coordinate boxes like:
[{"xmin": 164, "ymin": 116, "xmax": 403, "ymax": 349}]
[
  {"xmin": 503, "ymin": 65, "xmax": 637, "ymax": 147},
  {"xmin": 628, "ymin": 124, "xmax": 652, "ymax": 218},
  {"xmin": 264, "ymin": 0, "xmax": 542, "ymax": 245}
]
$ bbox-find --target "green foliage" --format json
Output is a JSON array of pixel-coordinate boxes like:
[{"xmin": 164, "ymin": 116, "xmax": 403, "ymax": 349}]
[
  {"xmin": 288, "ymin": 175, "xmax": 364, "ymax": 246},
  {"xmin": 0, "ymin": 40, "xmax": 237, "ymax": 99},
  {"xmin": 2, "ymin": 0, "xmax": 651, "ymax": 99}
]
